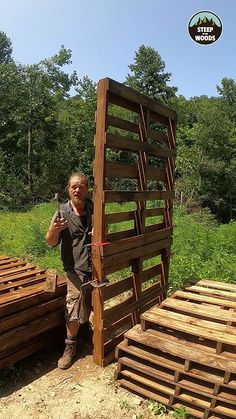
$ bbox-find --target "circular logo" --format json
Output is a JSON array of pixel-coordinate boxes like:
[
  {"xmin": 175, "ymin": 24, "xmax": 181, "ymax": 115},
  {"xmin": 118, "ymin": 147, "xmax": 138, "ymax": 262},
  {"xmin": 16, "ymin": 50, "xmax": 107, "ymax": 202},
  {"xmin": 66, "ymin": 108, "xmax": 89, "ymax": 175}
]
[{"xmin": 188, "ymin": 11, "xmax": 222, "ymax": 45}]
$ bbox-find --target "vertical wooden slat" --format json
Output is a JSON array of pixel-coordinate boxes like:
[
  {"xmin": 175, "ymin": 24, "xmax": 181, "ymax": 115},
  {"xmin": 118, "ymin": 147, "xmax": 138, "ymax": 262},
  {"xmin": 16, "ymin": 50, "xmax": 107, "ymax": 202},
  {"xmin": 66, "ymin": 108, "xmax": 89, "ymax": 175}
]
[{"xmin": 92, "ymin": 78, "xmax": 109, "ymax": 365}]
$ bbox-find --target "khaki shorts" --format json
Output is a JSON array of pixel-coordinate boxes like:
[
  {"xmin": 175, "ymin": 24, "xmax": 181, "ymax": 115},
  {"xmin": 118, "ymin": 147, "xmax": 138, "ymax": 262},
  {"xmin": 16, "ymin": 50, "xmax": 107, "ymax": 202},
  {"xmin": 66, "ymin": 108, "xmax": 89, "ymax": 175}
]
[{"xmin": 65, "ymin": 271, "xmax": 92, "ymax": 324}]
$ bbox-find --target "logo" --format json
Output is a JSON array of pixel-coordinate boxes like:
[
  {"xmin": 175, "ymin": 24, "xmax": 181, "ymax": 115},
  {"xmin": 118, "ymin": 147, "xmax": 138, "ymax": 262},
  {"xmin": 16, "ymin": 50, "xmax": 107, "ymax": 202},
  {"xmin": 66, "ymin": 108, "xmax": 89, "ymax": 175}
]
[{"xmin": 188, "ymin": 11, "xmax": 222, "ymax": 45}]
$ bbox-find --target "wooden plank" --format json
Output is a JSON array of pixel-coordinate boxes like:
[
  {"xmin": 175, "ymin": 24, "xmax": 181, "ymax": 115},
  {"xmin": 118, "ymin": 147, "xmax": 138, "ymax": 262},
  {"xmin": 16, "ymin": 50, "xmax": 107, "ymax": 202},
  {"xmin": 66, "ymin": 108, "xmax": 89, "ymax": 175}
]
[
  {"xmin": 103, "ymin": 275, "xmax": 133, "ymax": 301},
  {"xmin": 145, "ymin": 223, "xmax": 164, "ymax": 233},
  {"xmin": 0, "ymin": 258, "xmax": 19, "ymax": 266},
  {"xmin": 107, "ymin": 114, "xmax": 139, "ymax": 134},
  {"xmin": 106, "ymin": 228, "xmax": 134, "ymax": 242},
  {"xmin": 0, "ymin": 277, "xmax": 66, "ymax": 317},
  {"xmin": 116, "ymin": 341, "xmax": 236, "ymax": 389},
  {"xmin": 146, "ymin": 208, "xmax": 164, "ymax": 217},
  {"xmin": 173, "ymin": 291, "xmax": 236, "ymax": 309},
  {"xmin": 103, "ymin": 284, "xmax": 168, "ymax": 328},
  {"xmin": 0, "ymin": 261, "xmax": 28, "ymax": 272},
  {"xmin": 105, "ymin": 210, "xmax": 135, "ymax": 224},
  {"xmin": 0, "ymin": 264, "xmax": 36, "ymax": 278},
  {"xmin": 196, "ymin": 280, "xmax": 236, "ymax": 292},
  {"xmin": 141, "ymin": 307, "xmax": 236, "ymax": 346},
  {"xmin": 0, "ymin": 268, "xmax": 46, "ymax": 285},
  {"xmin": 0, "ymin": 327, "xmax": 64, "ymax": 369},
  {"xmin": 104, "ymin": 190, "xmax": 175, "ymax": 203},
  {"xmin": 0, "ymin": 296, "xmax": 65, "ymax": 333},
  {"xmin": 0, "ymin": 309, "xmax": 64, "ymax": 354},
  {"xmin": 106, "ymin": 132, "xmax": 176, "ymax": 159},
  {"xmin": 107, "ymin": 78, "xmax": 177, "ymax": 122},
  {"xmin": 148, "ymin": 127, "xmax": 168, "ymax": 144},
  {"xmin": 106, "ymin": 162, "xmax": 167, "ymax": 184},
  {"xmin": 103, "ymin": 227, "xmax": 173, "ymax": 256},
  {"xmin": 0, "ymin": 256, "xmax": 12, "ymax": 261},
  {"xmin": 0, "ymin": 273, "xmax": 46, "ymax": 293},
  {"xmin": 104, "ymin": 316, "xmax": 133, "ymax": 341},
  {"xmin": 103, "ymin": 238, "xmax": 172, "ymax": 268},
  {"xmin": 146, "ymin": 166, "xmax": 167, "ymax": 183},
  {"xmin": 124, "ymin": 325, "xmax": 236, "ymax": 372},
  {"xmin": 184, "ymin": 285, "xmax": 236, "ymax": 301},
  {"xmin": 120, "ymin": 368, "xmax": 175, "ymax": 395},
  {"xmin": 162, "ymin": 298, "xmax": 236, "ymax": 323},
  {"xmin": 142, "ymin": 264, "xmax": 162, "ymax": 282}
]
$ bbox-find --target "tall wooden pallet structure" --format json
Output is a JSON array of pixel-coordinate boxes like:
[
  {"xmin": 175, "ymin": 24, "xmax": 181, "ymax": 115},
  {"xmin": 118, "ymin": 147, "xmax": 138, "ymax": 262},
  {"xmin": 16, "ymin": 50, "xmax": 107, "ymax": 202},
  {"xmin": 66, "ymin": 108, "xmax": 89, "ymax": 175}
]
[{"xmin": 92, "ymin": 78, "xmax": 177, "ymax": 366}]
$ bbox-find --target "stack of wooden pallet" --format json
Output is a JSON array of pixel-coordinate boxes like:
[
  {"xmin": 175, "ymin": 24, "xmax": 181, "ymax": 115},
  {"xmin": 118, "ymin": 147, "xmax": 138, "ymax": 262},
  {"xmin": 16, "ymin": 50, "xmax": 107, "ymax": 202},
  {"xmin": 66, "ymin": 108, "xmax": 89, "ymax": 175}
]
[
  {"xmin": 116, "ymin": 280, "xmax": 236, "ymax": 419},
  {"xmin": 0, "ymin": 256, "xmax": 67, "ymax": 369}
]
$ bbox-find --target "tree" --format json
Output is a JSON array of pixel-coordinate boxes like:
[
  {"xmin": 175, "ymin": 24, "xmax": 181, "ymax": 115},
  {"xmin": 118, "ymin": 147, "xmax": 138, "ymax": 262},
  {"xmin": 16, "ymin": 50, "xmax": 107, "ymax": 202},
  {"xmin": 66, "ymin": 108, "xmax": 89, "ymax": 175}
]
[
  {"xmin": 0, "ymin": 41, "xmax": 78, "ymax": 206},
  {"xmin": 0, "ymin": 31, "xmax": 13, "ymax": 64},
  {"xmin": 125, "ymin": 45, "xmax": 177, "ymax": 101}
]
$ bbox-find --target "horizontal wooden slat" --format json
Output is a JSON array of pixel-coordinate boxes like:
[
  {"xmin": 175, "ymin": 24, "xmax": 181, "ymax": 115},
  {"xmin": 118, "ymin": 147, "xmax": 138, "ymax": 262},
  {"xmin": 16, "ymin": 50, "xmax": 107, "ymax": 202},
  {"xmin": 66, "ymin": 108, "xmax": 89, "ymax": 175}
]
[
  {"xmin": 104, "ymin": 227, "xmax": 173, "ymax": 256},
  {"xmin": 105, "ymin": 160, "xmax": 138, "ymax": 179},
  {"xmin": 103, "ymin": 275, "xmax": 134, "ymax": 301},
  {"xmin": 142, "ymin": 264, "xmax": 162, "ymax": 282},
  {"xmin": 0, "ymin": 296, "xmax": 65, "ymax": 333},
  {"xmin": 147, "ymin": 166, "xmax": 167, "ymax": 182},
  {"xmin": 162, "ymin": 298, "xmax": 236, "ymax": 323},
  {"xmin": 0, "ymin": 309, "xmax": 64, "ymax": 354},
  {"xmin": 106, "ymin": 132, "xmax": 176, "ymax": 159},
  {"xmin": 0, "ymin": 264, "xmax": 36, "ymax": 278},
  {"xmin": 103, "ymin": 284, "xmax": 167, "ymax": 328},
  {"xmin": 124, "ymin": 325, "xmax": 236, "ymax": 372},
  {"xmin": 107, "ymin": 114, "xmax": 139, "ymax": 134},
  {"xmin": 107, "ymin": 78, "xmax": 177, "ymax": 122},
  {"xmin": 105, "ymin": 160, "xmax": 167, "ymax": 183},
  {"xmin": 196, "ymin": 280, "xmax": 236, "ymax": 292},
  {"xmin": 142, "ymin": 307, "xmax": 236, "ymax": 346},
  {"xmin": 105, "ymin": 211, "xmax": 135, "ymax": 224},
  {"xmin": 184, "ymin": 285, "xmax": 236, "ymax": 301},
  {"xmin": 0, "ymin": 277, "xmax": 66, "ymax": 317},
  {"xmin": 146, "ymin": 208, "xmax": 164, "ymax": 217},
  {"xmin": 0, "ymin": 258, "xmax": 19, "ymax": 267},
  {"xmin": 0, "ymin": 268, "xmax": 46, "ymax": 285},
  {"xmin": 104, "ymin": 190, "xmax": 174, "ymax": 203},
  {"xmin": 106, "ymin": 228, "xmax": 134, "ymax": 242},
  {"xmin": 149, "ymin": 127, "xmax": 168, "ymax": 143},
  {"xmin": 103, "ymin": 238, "xmax": 172, "ymax": 268},
  {"xmin": 174, "ymin": 291, "xmax": 236, "ymax": 309},
  {"xmin": 0, "ymin": 274, "xmax": 46, "ymax": 293},
  {"xmin": 116, "ymin": 341, "xmax": 236, "ymax": 389}
]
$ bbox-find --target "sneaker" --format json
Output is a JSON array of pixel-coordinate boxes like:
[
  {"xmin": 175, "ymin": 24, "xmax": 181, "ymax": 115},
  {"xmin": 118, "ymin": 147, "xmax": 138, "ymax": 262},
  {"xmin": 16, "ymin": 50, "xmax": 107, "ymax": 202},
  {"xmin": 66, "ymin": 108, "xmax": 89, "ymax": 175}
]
[{"xmin": 57, "ymin": 339, "xmax": 77, "ymax": 369}]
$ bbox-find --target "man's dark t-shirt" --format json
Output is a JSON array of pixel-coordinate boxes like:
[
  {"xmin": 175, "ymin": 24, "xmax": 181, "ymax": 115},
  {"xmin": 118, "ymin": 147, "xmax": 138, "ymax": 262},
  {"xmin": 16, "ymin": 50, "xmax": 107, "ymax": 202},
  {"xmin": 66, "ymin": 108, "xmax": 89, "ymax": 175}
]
[{"xmin": 54, "ymin": 199, "xmax": 93, "ymax": 276}]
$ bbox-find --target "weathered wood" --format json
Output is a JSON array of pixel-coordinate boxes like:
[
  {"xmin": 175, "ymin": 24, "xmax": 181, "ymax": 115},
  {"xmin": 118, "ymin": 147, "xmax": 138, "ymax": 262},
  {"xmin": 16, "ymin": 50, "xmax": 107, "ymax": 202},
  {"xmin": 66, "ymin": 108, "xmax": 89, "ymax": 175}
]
[
  {"xmin": 141, "ymin": 306, "xmax": 236, "ymax": 346},
  {"xmin": 184, "ymin": 285, "xmax": 236, "ymax": 301},
  {"xmin": 106, "ymin": 132, "xmax": 176, "ymax": 159},
  {"xmin": 173, "ymin": 291, "xmax": 236, "ymax": 309},
  {"xmin": 162, "ymin": 298, "xmax": 236, "ymax": 323},
  {"xmin": 104, "ymin": 190, "xmax": 174, "ymax": 203}
]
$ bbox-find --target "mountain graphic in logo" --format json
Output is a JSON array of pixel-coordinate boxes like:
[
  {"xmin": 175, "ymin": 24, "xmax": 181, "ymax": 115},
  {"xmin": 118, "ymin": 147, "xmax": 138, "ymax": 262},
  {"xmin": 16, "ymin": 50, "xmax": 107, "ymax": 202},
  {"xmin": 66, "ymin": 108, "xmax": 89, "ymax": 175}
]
[{"xmin": 188, "ymin": 11, "xmax": 222, "ymax": 45}]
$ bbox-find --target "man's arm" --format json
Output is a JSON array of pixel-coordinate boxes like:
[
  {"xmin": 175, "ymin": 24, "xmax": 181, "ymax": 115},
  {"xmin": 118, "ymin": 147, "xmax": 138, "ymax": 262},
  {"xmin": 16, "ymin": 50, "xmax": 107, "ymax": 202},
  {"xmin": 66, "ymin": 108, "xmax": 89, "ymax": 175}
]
[{"xmin": 46, "ymin": 216, "xmax": 68, "ymax": 247}]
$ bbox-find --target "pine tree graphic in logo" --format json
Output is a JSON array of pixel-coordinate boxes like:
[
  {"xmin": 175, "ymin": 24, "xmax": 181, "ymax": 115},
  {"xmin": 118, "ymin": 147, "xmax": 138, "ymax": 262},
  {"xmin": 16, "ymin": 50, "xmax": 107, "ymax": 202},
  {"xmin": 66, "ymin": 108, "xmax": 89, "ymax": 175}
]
[{"xmin": 188, "ymin": 11, "xmax": 222, "ymax": 45}]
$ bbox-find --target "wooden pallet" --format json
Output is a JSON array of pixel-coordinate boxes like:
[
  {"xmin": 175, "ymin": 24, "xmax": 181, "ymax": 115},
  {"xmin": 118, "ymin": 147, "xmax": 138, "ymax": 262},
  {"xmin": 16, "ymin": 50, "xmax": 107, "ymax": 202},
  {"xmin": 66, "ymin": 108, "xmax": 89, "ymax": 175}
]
[
  {"xmin": 0, "ymin": 256, "xmax": 67, "ymax": 368},
  {"xmin": 116, "ymin": 280, "xmax": 236, "ymax": 419}
]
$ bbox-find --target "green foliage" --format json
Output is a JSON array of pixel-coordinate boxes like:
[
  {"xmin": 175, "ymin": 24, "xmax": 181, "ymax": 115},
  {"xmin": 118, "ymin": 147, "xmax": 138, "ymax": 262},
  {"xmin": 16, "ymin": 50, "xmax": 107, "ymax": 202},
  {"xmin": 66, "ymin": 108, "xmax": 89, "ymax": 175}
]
[
  {"xmin": 148, "ymin": 399, "xmax": 167, "ymax": 415},
  {"xmin": 172, "ymin": 406, "xmax": 190, "ymax": 419},
  {"xmin": 125, "ymin": 44, "xmax": 177, "ymax": 101},
  {"xmin": 0, "ymin": 203, "xmax": 235, "ymax": 288},
  {"xmin": 0, "ymin": 31, "xmax": 13, "ymax": 64}
]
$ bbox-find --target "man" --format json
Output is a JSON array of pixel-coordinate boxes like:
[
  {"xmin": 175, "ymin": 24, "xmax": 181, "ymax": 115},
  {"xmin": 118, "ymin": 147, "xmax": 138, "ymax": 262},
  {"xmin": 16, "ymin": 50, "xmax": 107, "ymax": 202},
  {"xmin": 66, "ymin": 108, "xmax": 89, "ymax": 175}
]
[{"xmin": 46, "ymin": 172, "xmax": 93, "ymax": 369}]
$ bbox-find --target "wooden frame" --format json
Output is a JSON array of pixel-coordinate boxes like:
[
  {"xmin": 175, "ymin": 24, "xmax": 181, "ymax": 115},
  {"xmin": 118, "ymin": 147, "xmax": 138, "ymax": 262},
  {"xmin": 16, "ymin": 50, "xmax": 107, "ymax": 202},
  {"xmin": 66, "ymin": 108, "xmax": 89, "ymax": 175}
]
[{"xmin": 92, "ymin": 78, "xmax": 177, "ymax": 366}]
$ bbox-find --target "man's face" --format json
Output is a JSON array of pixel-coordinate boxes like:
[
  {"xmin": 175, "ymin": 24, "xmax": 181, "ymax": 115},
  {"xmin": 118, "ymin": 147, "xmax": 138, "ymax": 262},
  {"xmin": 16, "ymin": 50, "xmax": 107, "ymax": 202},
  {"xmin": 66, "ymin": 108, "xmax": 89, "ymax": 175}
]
[{"xmin": 68, "ymin": 176, "xmax": 88, "ymax": 206}]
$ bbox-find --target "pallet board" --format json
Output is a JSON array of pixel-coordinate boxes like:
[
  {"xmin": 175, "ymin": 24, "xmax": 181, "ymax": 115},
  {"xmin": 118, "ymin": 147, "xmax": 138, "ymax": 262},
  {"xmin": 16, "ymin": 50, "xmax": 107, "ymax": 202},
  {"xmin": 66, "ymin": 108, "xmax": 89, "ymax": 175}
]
[
  {"xmin": 0, "ymin": 256, "xmax": 67, "ymax": 369},
  {"xmin": 92, "ymin": 78, "xmax": 176, "ymax": 366},
  {"xmin": 116, "ymin": 280, "xmax": 236, "ymax": 419}
]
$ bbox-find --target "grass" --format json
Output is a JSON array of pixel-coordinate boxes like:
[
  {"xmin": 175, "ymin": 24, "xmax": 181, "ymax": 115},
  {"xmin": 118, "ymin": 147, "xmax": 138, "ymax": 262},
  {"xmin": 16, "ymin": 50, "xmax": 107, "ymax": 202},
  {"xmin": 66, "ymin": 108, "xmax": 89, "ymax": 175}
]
[{"xmin": 0, "ymin": 202, "xmax": 235, "ymax": 288}]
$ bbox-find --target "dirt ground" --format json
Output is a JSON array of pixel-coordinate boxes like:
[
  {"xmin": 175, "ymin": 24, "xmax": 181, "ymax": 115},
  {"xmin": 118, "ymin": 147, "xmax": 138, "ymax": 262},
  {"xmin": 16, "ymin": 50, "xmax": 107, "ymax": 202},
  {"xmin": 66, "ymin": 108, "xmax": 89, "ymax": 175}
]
[{"xmin": 0, "ymin": 340, "xmax": 173, "ymax": 419}]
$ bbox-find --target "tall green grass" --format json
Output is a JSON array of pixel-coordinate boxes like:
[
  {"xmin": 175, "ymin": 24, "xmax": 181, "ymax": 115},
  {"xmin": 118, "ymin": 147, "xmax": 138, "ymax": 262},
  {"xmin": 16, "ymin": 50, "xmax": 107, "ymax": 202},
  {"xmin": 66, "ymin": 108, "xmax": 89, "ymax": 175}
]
[{"xmin": 0, "ymin": 202, "xmax": 235, "ymax": 289}]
